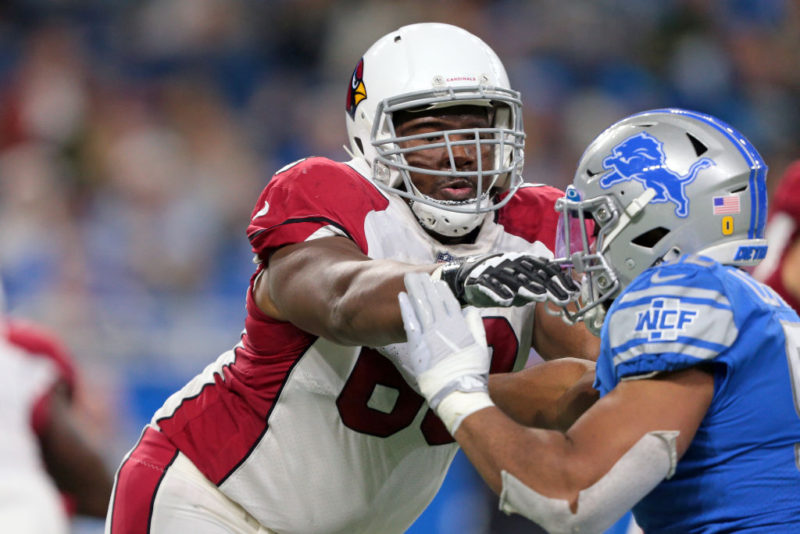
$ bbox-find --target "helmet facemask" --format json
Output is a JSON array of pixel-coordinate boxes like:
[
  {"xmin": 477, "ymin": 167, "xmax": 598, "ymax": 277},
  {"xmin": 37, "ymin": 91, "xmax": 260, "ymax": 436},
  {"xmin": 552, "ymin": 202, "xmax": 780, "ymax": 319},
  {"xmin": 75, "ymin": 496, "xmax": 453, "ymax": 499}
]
[
  {"xmin": 370, "ymin": 86, "xmax": 525, "ymax": 237},
  {"xmin": 554, "ymin": 189, "xmax": 623, "ymax": 335}
]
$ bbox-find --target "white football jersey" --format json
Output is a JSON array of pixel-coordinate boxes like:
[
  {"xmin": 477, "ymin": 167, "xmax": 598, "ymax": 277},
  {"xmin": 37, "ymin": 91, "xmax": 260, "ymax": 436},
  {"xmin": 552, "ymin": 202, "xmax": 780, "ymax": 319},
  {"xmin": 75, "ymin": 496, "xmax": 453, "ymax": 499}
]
[
  {"xmin": 0, "ymin": 332, "xmax": 69, "ymax": 534},
  {"xmin": 151, "ymin": 157, "xmax": 563, "ymax": 533}
]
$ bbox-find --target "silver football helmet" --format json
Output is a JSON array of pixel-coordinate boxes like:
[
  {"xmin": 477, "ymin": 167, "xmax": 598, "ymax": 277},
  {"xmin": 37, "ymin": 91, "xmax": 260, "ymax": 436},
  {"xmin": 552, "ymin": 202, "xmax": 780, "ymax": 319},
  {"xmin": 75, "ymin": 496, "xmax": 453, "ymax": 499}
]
[
  {"xmin": 345, "ymin": 23, "xmax": 525, "ymax": 237},
  {"xmin": 554, "ymin": 108, "xmax": 768, "ymax": 334}
]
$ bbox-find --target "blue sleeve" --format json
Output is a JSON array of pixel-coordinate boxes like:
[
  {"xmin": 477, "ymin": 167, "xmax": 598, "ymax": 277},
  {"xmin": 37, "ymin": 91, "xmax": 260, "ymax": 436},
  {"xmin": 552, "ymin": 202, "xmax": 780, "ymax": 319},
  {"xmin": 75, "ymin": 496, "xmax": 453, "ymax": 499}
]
[{"xmin": 595, "ymin": 260, "xmax": 738, "ymax": 389}]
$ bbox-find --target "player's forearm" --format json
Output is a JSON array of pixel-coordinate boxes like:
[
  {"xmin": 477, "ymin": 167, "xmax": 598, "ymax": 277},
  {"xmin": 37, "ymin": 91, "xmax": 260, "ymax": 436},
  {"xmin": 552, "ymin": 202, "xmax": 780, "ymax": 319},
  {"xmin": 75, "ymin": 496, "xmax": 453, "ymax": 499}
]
[
  {"xmin": 489, "ymin": 358, "xmax": 597, "ymax": 430},
  {"xmin": 454, "ymin": 407, "xmax": 580, "ymax": 499},
  {"xmin": 457, "ymin": 407, "xmax": 683, "ymax": 534},
  {"xmin": 265, "ymin": 238, "xmax": 435, "ymax": 346},
  {"xmin": 532, "ymin": 304, "xmax": 600, "ymax": 361},
  {"xmin": 324, "ymin": 259, "xmax": 435, "ymax": 346},
  {"xmin": 41, "ymin": 392, "xmax": 113, "ymax": 518}
]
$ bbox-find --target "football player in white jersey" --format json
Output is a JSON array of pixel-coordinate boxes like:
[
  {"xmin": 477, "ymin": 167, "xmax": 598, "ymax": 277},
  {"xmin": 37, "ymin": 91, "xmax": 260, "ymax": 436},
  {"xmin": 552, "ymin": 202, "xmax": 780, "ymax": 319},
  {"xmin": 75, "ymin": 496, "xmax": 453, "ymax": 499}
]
[
  {"xmin": 106, "ymin": 23, "xmax": 599, "ymax": 534},
  {"xmin": 0, "ymin": 282, "xmax": 112, "ymax": 532},
  {"xmin": 393, "ymin": 109, "xmax": 800, "ymax": 533}
]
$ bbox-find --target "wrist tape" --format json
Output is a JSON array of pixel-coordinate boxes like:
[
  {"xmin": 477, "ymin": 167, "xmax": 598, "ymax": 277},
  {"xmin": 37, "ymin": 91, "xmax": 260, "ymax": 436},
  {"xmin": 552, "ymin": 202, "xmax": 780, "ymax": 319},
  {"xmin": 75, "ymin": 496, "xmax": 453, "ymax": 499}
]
[{"xmin": 435, "ymin": 391, "xmax": 495, "ymax": 435}]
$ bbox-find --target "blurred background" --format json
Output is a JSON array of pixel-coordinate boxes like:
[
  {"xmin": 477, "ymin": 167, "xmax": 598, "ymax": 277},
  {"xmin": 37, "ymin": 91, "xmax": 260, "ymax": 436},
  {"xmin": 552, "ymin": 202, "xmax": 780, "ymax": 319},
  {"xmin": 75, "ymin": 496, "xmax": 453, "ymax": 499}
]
[{"xmin": 0, "ymin": 1, "xmax": 798, "ymax": 532}]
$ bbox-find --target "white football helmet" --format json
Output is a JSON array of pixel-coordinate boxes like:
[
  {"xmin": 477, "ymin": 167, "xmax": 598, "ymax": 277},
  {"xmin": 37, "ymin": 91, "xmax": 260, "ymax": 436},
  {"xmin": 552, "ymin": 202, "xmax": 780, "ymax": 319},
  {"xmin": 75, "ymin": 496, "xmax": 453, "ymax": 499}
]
[
  {"xmin": 554, "ymin": 108, "xmax": 768, "ymax": 334},
  {"xmin": 345, "ymin": 23, "xmax": 525, "ymax": 237}
]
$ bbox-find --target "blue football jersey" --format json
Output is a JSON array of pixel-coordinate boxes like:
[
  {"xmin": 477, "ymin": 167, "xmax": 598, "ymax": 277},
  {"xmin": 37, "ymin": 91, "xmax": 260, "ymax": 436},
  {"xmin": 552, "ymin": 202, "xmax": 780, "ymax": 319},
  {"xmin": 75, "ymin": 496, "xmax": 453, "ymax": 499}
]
[{"xmin": 595, "ymin": 255, "xmax": 800, "ymax": 533}]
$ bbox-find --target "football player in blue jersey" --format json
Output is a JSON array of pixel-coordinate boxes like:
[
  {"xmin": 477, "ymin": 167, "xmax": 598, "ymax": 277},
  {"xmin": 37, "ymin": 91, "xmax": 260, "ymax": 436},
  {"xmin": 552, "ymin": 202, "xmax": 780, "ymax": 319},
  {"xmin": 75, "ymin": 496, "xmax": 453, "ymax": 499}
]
[{"xmin": 388, "ymin": 108, "xmax": 800, "ymax": 533}]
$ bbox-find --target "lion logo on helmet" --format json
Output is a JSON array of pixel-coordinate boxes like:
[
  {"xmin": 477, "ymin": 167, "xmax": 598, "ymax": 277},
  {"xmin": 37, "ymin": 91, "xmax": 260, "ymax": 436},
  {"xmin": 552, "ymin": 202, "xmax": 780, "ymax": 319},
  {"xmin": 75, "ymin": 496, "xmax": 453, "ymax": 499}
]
[{"xmin": 599, "ymin": 132, "xmax": 714, "ymax": 217}]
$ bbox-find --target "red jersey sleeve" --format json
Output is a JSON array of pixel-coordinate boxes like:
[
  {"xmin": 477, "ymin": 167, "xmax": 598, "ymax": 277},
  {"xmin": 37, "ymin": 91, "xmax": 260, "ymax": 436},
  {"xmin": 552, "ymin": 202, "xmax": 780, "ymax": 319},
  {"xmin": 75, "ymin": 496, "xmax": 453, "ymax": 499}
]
[
  {"xmin": 772, "ymin": 161, "xmax": 800, "ymax": 223},
  {"xmin": 495, "ymin": 184, "xmax": 564, "ymax": 252},
  {"xmin": 6, "ymin": 319, "xmax": 76, "ymax": 397},
  {"xmin": 5, "ymin": 320, "xmax": 77, "ymax": 436},
  {"xmin": 247, "ymin": 158, "xmax": 389, "ymax": 260}
]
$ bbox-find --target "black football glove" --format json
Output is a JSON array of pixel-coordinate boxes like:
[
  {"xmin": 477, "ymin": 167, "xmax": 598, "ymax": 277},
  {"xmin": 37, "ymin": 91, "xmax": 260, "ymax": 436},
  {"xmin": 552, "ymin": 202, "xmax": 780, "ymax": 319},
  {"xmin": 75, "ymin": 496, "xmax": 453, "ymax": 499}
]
[{"xmin": 435, "ymin": 252, "xmax": 579, "ymax": 308}]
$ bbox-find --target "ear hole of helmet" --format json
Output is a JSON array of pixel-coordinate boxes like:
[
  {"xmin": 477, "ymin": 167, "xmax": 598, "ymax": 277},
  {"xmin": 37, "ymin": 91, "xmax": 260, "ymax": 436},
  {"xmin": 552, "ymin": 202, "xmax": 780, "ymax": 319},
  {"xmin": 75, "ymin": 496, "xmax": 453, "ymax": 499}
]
[
  {"xmin": 353, "ymin": 137, "xmax": 364, "ymax": 155},
  {"xmin": 631, "ymin": 226, "xmax": 670, "ymax": 248},
  {"xmin": 686, "ymin": 133, "xmax": 708, "ymax": 156}
]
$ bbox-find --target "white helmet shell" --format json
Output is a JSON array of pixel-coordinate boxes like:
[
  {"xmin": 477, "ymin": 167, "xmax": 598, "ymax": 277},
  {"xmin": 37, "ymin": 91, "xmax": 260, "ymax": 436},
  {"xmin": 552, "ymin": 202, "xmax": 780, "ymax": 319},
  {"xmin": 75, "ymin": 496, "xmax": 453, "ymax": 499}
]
[{"xmin": 345, "ymin": 23, "xmax": 525, "ymax": 237}]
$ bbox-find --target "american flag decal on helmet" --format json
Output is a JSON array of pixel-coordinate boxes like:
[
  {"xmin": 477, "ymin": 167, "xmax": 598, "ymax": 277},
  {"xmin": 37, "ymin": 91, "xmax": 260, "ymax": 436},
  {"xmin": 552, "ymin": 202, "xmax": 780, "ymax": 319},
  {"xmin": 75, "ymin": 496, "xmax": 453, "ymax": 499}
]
[
  {"xmin": 712, "ymin": 195, "xmax": 741, "ymax": 215},
  {"xmin": 346, "ymin": 58, "xmax": 367, "ymax": 119}
]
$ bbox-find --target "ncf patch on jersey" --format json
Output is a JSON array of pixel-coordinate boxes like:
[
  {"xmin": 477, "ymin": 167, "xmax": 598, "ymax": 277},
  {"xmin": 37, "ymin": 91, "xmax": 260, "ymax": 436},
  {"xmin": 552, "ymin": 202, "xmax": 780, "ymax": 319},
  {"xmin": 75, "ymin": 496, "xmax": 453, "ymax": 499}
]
[
  {"xmin": 347, "ymin": 58, "xmax": 367, "ymax": 119},
  {"xmin": 634, "ymin": 297, "xmax": 698, "ymax": 342}
]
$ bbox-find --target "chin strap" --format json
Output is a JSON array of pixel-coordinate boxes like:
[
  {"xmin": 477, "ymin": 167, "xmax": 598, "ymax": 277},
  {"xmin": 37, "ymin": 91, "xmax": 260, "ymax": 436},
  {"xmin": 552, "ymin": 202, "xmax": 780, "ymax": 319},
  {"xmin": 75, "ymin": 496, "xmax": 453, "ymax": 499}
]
[
  {"xmin": 410, "ymin": 198, "xmax": 489, "ymax": 238},
  {"xmin": 580, "ymin": 286, "xmax": 607, "ymax": 337},
  {"xmin": 407, "ymin": 176, "xmax": 493, "ymax": 237},
  {"xmin": 342, "ymin": 144, "xmax": 357, "ymax": 160}
]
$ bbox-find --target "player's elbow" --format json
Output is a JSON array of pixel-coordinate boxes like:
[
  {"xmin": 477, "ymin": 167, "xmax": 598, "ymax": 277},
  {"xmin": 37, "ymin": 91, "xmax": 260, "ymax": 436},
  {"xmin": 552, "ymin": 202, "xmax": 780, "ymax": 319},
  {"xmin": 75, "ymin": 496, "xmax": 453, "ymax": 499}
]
[
  {"xmin": 508, "ymin": 434, "xmax": 589, "ymax": 503},
  {"xmin": 551, "ymin": 443, "xmax": 593, "ymax": 501},
  {"xmin": 500, "ymin": 432, "xmax": 678, "ymax": 534},
  {"xmin": 326, "ymin": 296, "xmax": 361, "ymax": 343}
]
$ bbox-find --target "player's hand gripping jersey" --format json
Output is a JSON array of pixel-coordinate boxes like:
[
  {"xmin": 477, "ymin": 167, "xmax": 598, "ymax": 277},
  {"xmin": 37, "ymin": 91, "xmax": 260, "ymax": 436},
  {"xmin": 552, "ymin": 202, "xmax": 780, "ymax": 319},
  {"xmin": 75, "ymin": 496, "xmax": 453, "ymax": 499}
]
[
  {"xmin": 595, "ymin": 255, "xmax": 800, "ymax": 532},
  {"xmin": 147, "ymin": 157, "xmax": 562, "ymax": 534}
]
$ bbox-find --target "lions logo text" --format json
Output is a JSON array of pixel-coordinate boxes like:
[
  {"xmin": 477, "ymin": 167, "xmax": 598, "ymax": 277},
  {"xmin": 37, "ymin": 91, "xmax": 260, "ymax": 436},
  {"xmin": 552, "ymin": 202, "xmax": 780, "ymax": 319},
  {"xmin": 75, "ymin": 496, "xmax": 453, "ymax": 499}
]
[{"xmin": 599, "ymin": 132, "xmax": 713, "ymax": 218}]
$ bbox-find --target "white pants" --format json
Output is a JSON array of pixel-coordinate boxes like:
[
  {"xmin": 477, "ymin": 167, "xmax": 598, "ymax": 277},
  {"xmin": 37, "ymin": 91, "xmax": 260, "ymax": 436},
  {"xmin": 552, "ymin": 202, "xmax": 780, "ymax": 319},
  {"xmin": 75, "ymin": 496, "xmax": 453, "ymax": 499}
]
[
  {"xmin": 106, "ymin": 427, "xmax": 276, "ymax": 534},
  {"xmin": 0, "ymin": 477, "xmax": 69, "ymax": 534}
]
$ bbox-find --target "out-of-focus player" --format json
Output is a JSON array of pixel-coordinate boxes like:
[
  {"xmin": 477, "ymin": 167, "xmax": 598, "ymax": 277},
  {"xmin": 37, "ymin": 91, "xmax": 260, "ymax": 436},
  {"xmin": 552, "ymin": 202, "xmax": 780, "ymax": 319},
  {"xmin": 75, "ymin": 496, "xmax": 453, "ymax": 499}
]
[
  {"xmin": 0, "ymin": 284, "xmax": 113, "ymax": 532},
  {"xmin": 392, "ymin": 109, "xmax": 800, "ymax": 533},
  {"xmin": 753, "ymin": 160, "xmax": 800, "ymax": 311},
  {"xmin": 106, "ymin": 22, "xmax": 598, "ymax": 534}
]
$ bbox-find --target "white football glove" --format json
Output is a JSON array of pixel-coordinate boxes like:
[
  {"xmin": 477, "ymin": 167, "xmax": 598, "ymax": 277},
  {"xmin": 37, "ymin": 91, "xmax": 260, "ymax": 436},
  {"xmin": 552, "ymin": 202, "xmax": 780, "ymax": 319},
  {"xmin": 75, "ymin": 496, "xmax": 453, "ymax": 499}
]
[
  {"xmin": 433, "ymin": 252, "xmax": 580, "ymax": 308},
  {"xmin": 396, "ymin": 272, "xmax": 495, "ymax": 433}
]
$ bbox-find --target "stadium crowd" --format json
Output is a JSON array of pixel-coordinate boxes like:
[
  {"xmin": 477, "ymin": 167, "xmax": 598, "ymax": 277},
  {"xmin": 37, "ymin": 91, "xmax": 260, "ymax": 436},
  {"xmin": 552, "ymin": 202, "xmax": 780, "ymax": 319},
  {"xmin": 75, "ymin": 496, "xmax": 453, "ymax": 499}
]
[{"xmin": 1, "ymin": 1, "xmax": 799, "ymax": 532}]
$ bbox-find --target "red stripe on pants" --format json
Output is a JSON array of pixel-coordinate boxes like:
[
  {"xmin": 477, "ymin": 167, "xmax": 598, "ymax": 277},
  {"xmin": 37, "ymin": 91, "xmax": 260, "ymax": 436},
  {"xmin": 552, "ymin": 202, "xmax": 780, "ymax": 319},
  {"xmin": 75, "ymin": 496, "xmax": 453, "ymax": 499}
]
[{"xmin": 109, "ymin": 427, "xmax": 178, "ymax": 534}]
